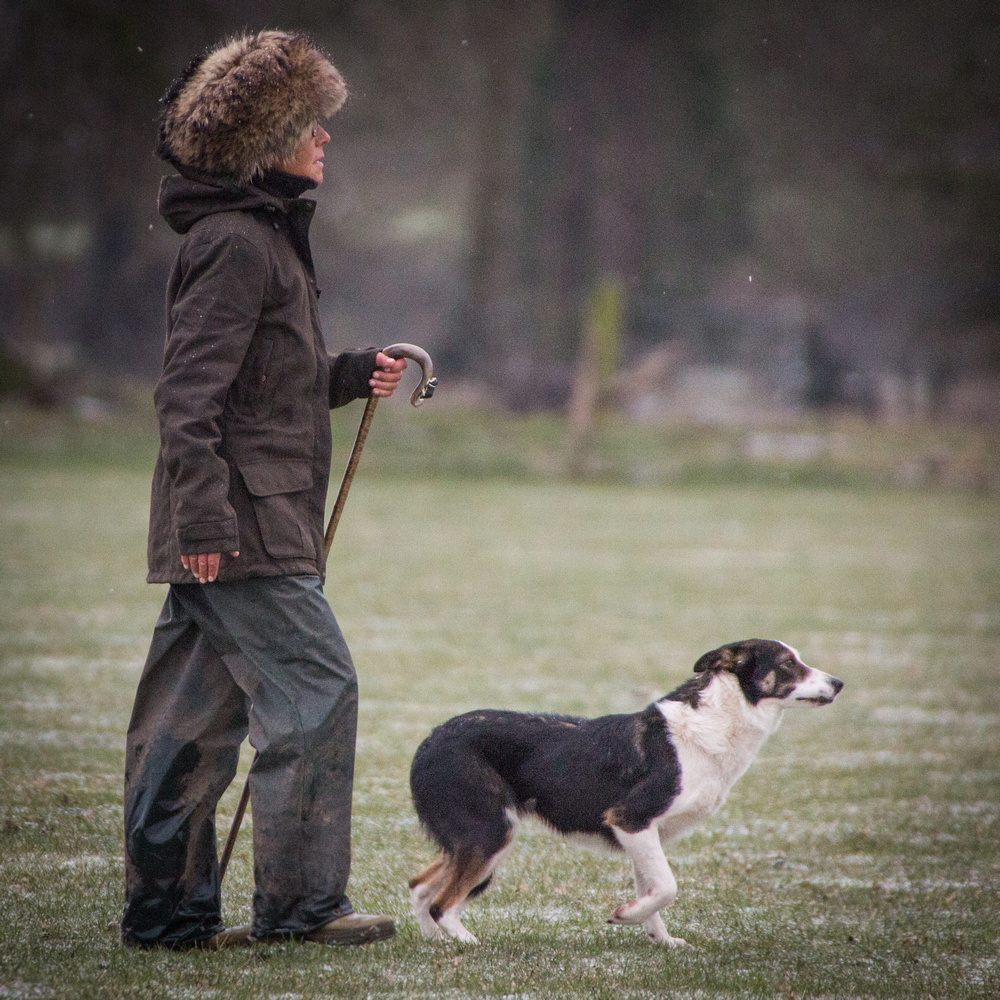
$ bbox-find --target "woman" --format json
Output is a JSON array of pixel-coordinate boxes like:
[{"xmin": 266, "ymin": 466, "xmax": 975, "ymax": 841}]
[{"xmin": 121, "ymin": 31, "xmax": 402, "ymax": 949}]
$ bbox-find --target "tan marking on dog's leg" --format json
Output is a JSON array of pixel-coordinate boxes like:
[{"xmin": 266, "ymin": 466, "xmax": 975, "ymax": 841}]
[
  {"xmin": 436, "ymin": 834, "xmax": 517, "ymax": 945},
  {"xmin": 428, "ymin": 849, "xmax": 498, "ymax": 944},
  {"xmin": 409, "ymin": 854, "xmax": 447, "ymax": 891}
]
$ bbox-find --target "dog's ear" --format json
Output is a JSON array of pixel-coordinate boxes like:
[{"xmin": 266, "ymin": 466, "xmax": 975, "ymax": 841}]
[{"xmin": 693, "ymin": 643, "xmax": 752, "ymax": 674}]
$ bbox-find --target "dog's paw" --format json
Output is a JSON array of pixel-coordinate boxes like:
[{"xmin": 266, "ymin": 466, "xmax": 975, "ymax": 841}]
[
  {"xmin": 437, "ymin": 916, "xmax": 479, "ymax": 945},
  {"xmin": 649, "ymin": 930, "xmax": 688, "ymax": 948},
  {"xmin": 417, "ymin": 922, "xmax": 447, "ymax": 941},
  {"xmin": 608, "ymin": 902, "xmax": 639, "ymax": 925},
  {"xmin": 641, "ymin": 913, "xmax": 688, "ymax": 947},
  {"xmin": 445, "ymin": 926, "xmax": 480, "ymax": 945}
]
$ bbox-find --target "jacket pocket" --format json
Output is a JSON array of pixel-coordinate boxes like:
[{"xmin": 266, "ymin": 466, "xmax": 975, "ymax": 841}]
[{"xmin": 239, "ymin": 460, "xmax": 316, "ymax": 560}]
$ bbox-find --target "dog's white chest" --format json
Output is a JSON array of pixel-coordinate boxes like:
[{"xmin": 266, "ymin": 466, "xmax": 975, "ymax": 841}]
[{"xmin": 654, "ymin": 677, "xmax": 782, "ymax": 838}]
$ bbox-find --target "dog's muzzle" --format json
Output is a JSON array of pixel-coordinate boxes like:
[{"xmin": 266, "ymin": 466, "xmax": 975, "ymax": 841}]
[{"xmin": 795, "ymin": 675, "xmax": 844, "ymax": 705}]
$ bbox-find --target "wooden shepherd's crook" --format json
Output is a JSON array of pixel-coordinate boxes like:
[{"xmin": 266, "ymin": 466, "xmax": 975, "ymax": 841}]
[{"xmin": 217, "ymin": 343, "xmax": 437, "ymax": 884}]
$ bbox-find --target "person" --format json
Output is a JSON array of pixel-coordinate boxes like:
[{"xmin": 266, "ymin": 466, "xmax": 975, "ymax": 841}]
[{"xmin": 120, "ymin": 30, "xmax": 405, "ymax": 950}]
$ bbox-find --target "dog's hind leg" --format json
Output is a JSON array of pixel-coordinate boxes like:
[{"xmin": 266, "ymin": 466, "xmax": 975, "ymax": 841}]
[
  {"xmin": 409, "ymin": 855, "xmax": 450, "ymax": 939},
  {"xmin": 429, "ymin": 835, "xmax": 514, "ymax": 945},
  {"xmin": 427, "ymin": 848, "xmax": 494, "ymax": 944},
  {"xmin": 607, "ymin": 826, "xmax": 686, "ymax": 946}
]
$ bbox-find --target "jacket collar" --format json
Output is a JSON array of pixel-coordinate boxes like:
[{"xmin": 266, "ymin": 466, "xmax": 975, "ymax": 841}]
[
  {"xmin": 158, "ymin": 166, "xmax": 318, "ymax": 235},
  {"xmin": 254, "ymin": 169, "xmax": 317, "ymax": 200}
]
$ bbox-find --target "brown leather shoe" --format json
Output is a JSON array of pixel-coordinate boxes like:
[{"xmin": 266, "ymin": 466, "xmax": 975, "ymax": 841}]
[
  {"xmin": 301, "ymin": 912, "xmax": 395, "ymax": 946},
  {"xmin": 197, "ymin": 925, "xmax": 252, "ymax": 949}
]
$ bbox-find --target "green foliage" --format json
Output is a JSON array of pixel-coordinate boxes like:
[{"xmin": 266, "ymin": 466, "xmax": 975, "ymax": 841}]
[{"xmin": 1, "ymin": 405, "xmax": 998, "ymax": 998}]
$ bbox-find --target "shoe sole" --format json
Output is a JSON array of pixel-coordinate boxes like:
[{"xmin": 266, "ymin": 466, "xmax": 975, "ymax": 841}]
[
  {"xmin": 121, "ymin": 933, "xmax": 250, "ymax": 950},
  {"xmin": 201, "ymin": 938, "xmax": 252, "ymax": 949},
  {"xmin": 303, "ymin": 923, "xmax": 395, "ymax": 946}
]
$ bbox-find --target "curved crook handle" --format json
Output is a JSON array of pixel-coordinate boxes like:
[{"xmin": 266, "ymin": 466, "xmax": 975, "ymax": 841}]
[{"xmin": 381, "ymin": 342, "xmax": 438, "ymax": 407}]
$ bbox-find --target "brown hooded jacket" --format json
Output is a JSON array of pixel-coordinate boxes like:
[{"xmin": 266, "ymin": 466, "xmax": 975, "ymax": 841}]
[{"xmin": 146, "ymin": 171, "xmax": 377, "ymax": 584}]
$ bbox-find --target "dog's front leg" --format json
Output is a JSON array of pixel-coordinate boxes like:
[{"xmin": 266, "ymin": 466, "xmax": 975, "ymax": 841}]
[
  {"xmin": 634, "ymin": 867, "xmax": 687, "ymax": 948},
  {"xmin": 608, "ymin": 827, "xmax": 687, "ymax": 946}
]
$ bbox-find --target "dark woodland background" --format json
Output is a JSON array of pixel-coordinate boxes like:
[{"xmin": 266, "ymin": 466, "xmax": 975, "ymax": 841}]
[{"xmin": 2, "ymin": 0, "xmax": 998, "ymax": 425}]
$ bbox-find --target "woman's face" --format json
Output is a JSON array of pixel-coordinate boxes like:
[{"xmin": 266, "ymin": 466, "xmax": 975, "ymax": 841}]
[{"xmin": 275, "ymin": 124, "xmax": 330, "ymax": 185}]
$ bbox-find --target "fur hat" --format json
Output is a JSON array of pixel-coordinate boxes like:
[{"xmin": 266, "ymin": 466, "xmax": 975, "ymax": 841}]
[{"xmin": 157, "ymin": 30, "xmax": 347, "ymax": 183}]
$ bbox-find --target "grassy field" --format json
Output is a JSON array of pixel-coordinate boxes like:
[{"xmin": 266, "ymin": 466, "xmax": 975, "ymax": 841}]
[{"xmin": 0, "ymin": 401, "xmax": 998, "ymax": 999}]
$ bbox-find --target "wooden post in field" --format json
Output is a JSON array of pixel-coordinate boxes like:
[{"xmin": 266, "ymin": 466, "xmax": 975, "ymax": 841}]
[{"xmin": 566, "ymin": 276, "xmax": 623, "ymax": 476}]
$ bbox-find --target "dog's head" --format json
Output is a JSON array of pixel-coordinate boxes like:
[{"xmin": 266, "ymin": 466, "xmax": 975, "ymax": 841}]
[{"xmin": 693, "ymin": 639, "xmax": 843, "ymax": 707}]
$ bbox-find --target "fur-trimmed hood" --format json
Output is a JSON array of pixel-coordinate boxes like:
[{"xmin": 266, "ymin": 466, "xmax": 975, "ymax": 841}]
[{"xmin": 157, "ymin": 30, "xmax": 347, "ymax": 184}]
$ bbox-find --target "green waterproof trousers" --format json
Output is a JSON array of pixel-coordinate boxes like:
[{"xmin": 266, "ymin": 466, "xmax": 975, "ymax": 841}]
[{"xmin": 121, "ymin": 575, "xmax": 357, "ymax": 947}]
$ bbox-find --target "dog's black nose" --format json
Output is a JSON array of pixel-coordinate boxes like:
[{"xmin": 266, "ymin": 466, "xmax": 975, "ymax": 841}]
[{"xmin": 830, "ymin": 677, "xmax": 844, "ymax": 694}]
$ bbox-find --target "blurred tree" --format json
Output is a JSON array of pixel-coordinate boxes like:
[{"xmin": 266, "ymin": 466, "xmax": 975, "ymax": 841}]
[
  {"xmin": 444, "ymin": 0, "xmax": 754, "ymax": 407},
  {"xmin": 0, "ymin": 0, "xmax": 322, "ymax": 384},
  {"xmin": 0, "ymin": 0, "xmax": 161, "ymax": 391},
  {"xmin": 712, "ymin": 0, "xmax": 1000, "ymax": 411},
  {"xmin": 0, "ymin": 0, "xmax": 995, "ymax": 421}
]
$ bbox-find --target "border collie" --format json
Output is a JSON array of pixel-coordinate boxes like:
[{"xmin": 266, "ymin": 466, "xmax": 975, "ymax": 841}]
[{"xmin": 408, "ymin": 639, "xmax": 842, "ymax": 945}]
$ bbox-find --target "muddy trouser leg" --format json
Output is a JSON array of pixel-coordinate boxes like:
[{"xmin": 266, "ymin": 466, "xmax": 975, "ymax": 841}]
[
  {"xmin": 121, "ymin": 586, "xmax": 249, "ymax": 947},
  {"xmin": 121, "ymin": 576, "xmax": 358, "ymax": 945}
]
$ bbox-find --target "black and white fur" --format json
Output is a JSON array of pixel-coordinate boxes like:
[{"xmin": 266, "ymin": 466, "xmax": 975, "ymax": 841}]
[{"xmin": 408, "ymin": 639, "xmax": 842, "ymax": 945}]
